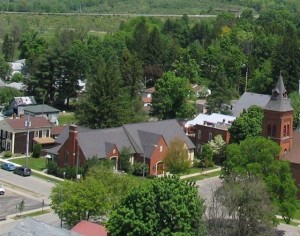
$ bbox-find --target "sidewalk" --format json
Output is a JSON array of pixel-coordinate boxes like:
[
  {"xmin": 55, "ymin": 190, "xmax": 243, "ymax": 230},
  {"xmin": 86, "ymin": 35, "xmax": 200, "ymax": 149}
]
[
  {"xmin": 0, "ymin": 156, "xmax": 63, "ymax": 182},
  {"xmin": 180, "ymin": 166, "xmax": 222, "ymax": 179}
]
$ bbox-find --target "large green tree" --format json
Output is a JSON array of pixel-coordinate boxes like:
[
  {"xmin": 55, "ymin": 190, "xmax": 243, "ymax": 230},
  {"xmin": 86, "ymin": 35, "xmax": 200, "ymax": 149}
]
[
  {"xmin": 207, "ymin": 174, "xmax": 277, "ymax": 236},
  {"xmin": 75, "ymin": 52, "xmax": 135, "ymax": 129},
  {"xmin": 107, "ymin": 176, "xmax": 206, "ymax": 236},
  {"xmin": 229, "ymin": 105, "xmax": 263, "ymax": 143},
  {"xmin": 163, "ymin": 137, "xmax": 191, "ymax": 174},
  {"xmin": 223, "ymin": 137, "xmax": 298, "ymax": 223},
  {"xmin": 51, "ymin": 166, "xmax": 140, "ymax": 227},
  {"xmin": 151, "ymin": 71, "xmax": 196, "ymax": 119}
]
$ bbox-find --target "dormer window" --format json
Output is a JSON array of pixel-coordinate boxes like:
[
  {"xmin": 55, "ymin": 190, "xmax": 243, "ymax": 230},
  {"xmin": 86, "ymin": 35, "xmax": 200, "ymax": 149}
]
[{"xmin": 272, "ymin": 88, "xmax": 279, "ymax": 99}]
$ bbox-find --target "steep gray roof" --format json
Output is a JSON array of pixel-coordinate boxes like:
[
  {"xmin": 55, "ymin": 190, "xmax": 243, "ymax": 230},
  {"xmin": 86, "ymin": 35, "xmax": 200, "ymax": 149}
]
[
  {"xmin": 138, "ymin": 130, "xmax": 161, "ymax": 158},
  {"xmin": 3, "ymin": 218, "xmax": 80, "ymax": 236},
  {"xmin": 123, "ymin": 119, "xmax": 195, "ymax": 153},
  {"xmin": 264, "ymin": 74, "xmax": 293, "ymax": 112},
  {"xmin": 231, "ymin": 92, "xmax": 270, "ymax": 117},
  {"xmin": 47, "ymin": 125, "xmax": 91, "ymax": 155},
  {"xmin": 77, "ymin": 127, "xmax": 135, "ymax": 159},
  {"xmin": 24, "ymin": 104, "xmax": 60, "ymax": 114}
]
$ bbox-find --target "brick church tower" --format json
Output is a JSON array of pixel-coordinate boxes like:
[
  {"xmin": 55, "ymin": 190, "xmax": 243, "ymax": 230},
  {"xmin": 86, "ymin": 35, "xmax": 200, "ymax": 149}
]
[{"xmin": 262, "ymin": 74, "xmax": 294, "ymax": 155}]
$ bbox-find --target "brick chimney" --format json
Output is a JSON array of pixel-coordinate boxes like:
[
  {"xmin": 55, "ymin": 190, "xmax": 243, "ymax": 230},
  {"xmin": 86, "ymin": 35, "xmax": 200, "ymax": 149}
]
[{"xmin": 69, "ymin": 125, "xmax": 78, "ymax": 166}]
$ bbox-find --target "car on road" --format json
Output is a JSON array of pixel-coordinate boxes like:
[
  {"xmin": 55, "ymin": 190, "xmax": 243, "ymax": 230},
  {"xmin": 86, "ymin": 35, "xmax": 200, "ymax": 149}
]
[
  {"xmin": 0, "ymin": 186, "xmax": 5, "ymax": 195},
  {"xmin": 13, "ymin": 166, "xmax": 32, "ymax": 176},
  {"xmin": 1, "ymin": 163, "xmax": 16, "ymax": 171}
]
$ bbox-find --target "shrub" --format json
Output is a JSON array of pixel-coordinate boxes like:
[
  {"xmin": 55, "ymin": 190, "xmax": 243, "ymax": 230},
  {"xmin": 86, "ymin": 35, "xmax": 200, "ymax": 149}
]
[
  {"xmin": 47, "ymin": 161, "xmax": 57, "ymax": 175},
  {"xmin": 32, "ymin": 144, "xmax": 42, "ymax": 158},
  {"xmin": 3, "ymin": 151, "xmax": 12, "ymax": 158},
  {"xmin": 132, "ymin": 162, "xmax": 149, "ymax": 176}
]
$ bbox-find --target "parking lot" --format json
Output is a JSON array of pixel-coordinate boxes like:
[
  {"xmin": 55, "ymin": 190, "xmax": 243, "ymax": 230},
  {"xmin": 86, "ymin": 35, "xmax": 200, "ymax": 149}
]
[{"xmin": 0, "ymin": 188, "xmax": 48, "ymax": 219}]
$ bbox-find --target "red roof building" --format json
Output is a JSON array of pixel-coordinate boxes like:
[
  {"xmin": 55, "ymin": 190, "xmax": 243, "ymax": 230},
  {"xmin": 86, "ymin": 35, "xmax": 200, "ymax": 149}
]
[{"xmin": 71, "ymin": 221, "xmax": 108, "ymax": 236}]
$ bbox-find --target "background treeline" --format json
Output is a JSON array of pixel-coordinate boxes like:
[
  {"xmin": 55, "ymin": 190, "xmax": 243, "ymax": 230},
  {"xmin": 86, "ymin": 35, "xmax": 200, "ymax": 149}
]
[
  {"xmin": 1, "ymin": 6, "xmax": 300, "ymax": 127},
  {"xmin": 0, "ymin": 0, "xmax": 299, "ymax": 14}
]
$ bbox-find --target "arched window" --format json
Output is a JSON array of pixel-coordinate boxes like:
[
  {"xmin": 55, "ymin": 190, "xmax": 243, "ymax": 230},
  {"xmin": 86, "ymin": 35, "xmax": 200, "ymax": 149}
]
[
  {"xmin": 208, "ymin": 133, "xmax": 212, "ymax": 141},
  {"xmin": 272, "ymin": 125, "xmax": 276, "ymax": 137},
  {"xmin": 198, "ymin": 130, "xmax": 201, "ymax": 140},
  {"xmin": 267, "ymin": 125, "xmax": 272, "ymax": 136}
]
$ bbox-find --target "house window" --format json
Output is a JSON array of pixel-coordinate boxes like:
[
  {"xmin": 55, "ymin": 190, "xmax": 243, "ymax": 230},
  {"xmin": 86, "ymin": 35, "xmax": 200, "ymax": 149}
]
[
  {"xmin": 197, "ymin": 144, "xmax": 202, "ymax": 153},
  {"xmin": 7, "ymin": 132, "xmax": 11, "ymax": 139},
  {"xmin": 267, "ymin": 125, "xmax": 271, "ymax": 136},
  {"xmin": 34, "ymin": 131, "xmax": 39, "ymax": 138},
  {"xmin": 2, "ymin": 140, "xmax": 5, "ymax": 149},
  {"xmin": 42, "ymin": 130, "xmax": 47, "ymax": 138},
  {"xmin": 197, "ymin": 130, "xmax": 201, "ymax": 140},
  {"xmin": 64, "ymin": 151, "xmax": 69, "ymax": 166},
  {"xmin": 272, "ymin": 125, "xmax": 276, "ymax": 137},
  {"xmin": 160, "ymin": 146, "xmax": 163, "ymax": 152},
  {"xmin": 287, "ymin": 125, "xmax": 290, "ymax": 136},
  {"xmin": 208, "ymin": 133, "xmax": 212, "ymax": 141},
  {"xmin": 283, "ymin": 125, "xmax": 287, "ymax": 137}
]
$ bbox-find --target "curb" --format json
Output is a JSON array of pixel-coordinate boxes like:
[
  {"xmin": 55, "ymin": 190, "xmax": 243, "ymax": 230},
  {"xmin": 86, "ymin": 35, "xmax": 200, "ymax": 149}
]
[{"xmin": 180, "ymin": 167, "xmax": 222, "ymax": 179}]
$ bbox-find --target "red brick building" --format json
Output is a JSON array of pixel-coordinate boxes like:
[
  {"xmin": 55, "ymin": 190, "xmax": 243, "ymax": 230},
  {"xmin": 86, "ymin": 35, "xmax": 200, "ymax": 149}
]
[
  {"xmin": 47, "ymin": 120, "xmax": 195, "ymax": 176},
  {"xmin": 193, "ymin": 123, "xmax": 231, "ymax": 156},
  {"xmin": 262, "ymin": 75, "xmax": 300, "ymax": 197}
]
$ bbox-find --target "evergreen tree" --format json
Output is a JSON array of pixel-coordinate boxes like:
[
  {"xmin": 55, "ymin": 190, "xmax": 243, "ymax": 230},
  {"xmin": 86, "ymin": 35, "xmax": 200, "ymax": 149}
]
[
  {"xmin": 2, "ymin": 34, "xmax": 15, "ymax": 62},
  {"xmin": 75, "ymin": 53, "xmax": 135, "ymax": 129}
]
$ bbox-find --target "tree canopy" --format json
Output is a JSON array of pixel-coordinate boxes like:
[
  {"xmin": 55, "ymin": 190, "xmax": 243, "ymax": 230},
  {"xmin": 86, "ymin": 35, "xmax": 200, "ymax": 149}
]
[
  {"xmin": 151, "ymin": 72, "xmax": 196, "ymax": 120},
  {"xmin": 51, "ymin": 166, "xmax": 140, "ymax": 227},
  {"xmin": 107, "ymin": 176, "xmax": 206, "ymax": 236},
  {"xmin": 163, "ymin": 137, "xmax": 191, "ymax": 174},
  {"xmin": 229, "ymin": 105, "xmax": 264, "ymax": 143},
  {"xmin": 223, "ymin": 136, "xmax": 298, "ymax": 223}
]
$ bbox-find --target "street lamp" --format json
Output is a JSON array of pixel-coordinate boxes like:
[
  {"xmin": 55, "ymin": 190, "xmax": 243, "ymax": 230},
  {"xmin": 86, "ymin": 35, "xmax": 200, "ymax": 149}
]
[{"xmin": 25, "ymin": 115, "xmax": 31, "ymax": 167}]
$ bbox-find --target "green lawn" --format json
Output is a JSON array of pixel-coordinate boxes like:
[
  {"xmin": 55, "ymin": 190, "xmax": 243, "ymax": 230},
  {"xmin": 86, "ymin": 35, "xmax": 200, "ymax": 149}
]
[
  {"xmin": 11, "ymin": 157, "xmax": 46, "ymax": 171},
  {"xmin": 58, "ymin": 112, "xmax": 76, "ymax": 125}
]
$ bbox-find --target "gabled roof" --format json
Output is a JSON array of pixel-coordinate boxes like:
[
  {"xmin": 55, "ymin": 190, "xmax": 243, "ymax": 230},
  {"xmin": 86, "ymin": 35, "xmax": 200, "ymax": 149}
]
[
  {"xmin": 138, "ymin": 130, "xmax": 161, "ymax": 158},
  {"xmin": 123, "ymin": 119, "xmax": 195, "ymax": 152},
  {"xmin": 48, "ymin": 120, "xmax": 195, "ymax": 158},
  {"xmin": 47, "ymin": 125, "xmax": 91, "ymax": 155},
  {"xmin": 77, "ymin": 127, "xmax": 135, "ymax": 159},
  {"xmin": 71, "ymin": 220, "xmax": 107, "ymax": 236},
  {"xmin": 4, "ymin": 218, "xmax": 80, "ymax": 236},
  {"xmin": 232, "ymin": 92, "xmax": 270, "ymax": 117},
  {"xmin": 264, "ymin": 74, "xmax": 293, "ymax": 112},
  {"xmin": 2, "ymin": 117, "xmax": 51, "ymax": 131},
  {"xmin": 24, "ymin": 104, "xmax": 60, "ymax": 114}
]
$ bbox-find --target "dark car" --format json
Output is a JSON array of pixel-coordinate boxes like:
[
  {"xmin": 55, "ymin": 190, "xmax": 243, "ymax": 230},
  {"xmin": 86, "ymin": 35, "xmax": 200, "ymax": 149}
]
[
  {"xmin": 13, "ymin": 166, "xmax": 32, "ymax": 176},
  {"xmin": 1, "ymin": 163, "xmax": 16, "ymax": 171}
]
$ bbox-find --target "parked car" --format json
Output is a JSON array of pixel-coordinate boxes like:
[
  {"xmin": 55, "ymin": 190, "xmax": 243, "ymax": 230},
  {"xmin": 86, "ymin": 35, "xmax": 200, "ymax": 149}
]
[
  {"xmin": 1, "ymin": 163, "xmax": 16, "ymax": 171},
  {"xmin": 0, "ymin": 186, "xmax": 5, "ymax": 195},
  {"xmin": 13, "ymin": 166, "xmax": 32, "ymax": 176}
]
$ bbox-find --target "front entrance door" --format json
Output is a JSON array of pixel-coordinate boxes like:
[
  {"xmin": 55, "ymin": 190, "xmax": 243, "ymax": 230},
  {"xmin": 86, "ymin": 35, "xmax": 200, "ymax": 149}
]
[{"xmin": 157, "ymin": 162, "xmax": 163, "ymax": 175}]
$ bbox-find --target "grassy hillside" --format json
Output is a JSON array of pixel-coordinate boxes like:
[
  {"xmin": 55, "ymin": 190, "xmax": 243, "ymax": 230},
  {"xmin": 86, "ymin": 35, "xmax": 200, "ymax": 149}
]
[{"xmin": 0, "ymin": 0, "xmax": 250, "ymax": 15}]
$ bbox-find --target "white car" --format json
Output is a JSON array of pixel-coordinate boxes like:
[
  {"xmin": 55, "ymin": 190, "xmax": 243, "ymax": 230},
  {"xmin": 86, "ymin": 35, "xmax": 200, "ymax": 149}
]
[{"xmin": 0, "ymin": 186, "xmax": 5, "ymax": 195}]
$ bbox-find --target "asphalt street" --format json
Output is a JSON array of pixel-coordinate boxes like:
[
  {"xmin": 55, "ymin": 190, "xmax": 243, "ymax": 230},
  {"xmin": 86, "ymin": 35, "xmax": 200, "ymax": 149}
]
[{"xmin": 0, "ymin": 169, "xmax": 55, "ymax": 204}]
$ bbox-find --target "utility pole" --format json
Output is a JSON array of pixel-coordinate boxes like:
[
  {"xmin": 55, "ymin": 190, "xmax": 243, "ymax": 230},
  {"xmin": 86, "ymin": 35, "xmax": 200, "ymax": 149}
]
[{"xmin": 25, "ymin": 115, "xmax": 31, "ymax": 167}]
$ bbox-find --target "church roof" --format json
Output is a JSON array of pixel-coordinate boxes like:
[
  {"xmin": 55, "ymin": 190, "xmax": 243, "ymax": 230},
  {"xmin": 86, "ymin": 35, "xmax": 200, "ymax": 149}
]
[{"xmin": 264, "ymin": 74, "xmax": 293, "ymax": 112}]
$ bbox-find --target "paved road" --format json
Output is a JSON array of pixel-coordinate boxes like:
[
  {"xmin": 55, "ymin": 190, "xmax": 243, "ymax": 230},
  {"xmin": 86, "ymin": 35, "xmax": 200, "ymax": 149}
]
[
  {"xmin": 0, "ymin": 169, "xmax": 55, "ymax": 204},
  {"xmin": 0, "ymin": 188, "xmax": 46, "ymax": 219}
]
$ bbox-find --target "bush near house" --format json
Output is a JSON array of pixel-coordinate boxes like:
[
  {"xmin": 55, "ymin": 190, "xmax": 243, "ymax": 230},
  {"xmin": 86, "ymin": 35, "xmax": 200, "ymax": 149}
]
[
  {"xmin": 32, "ymin": 144, "xmax": 42, "ymax": 158},
  {"xmin": 3, "ymin": 151, "xmax": 12, "ymax": 158}
]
